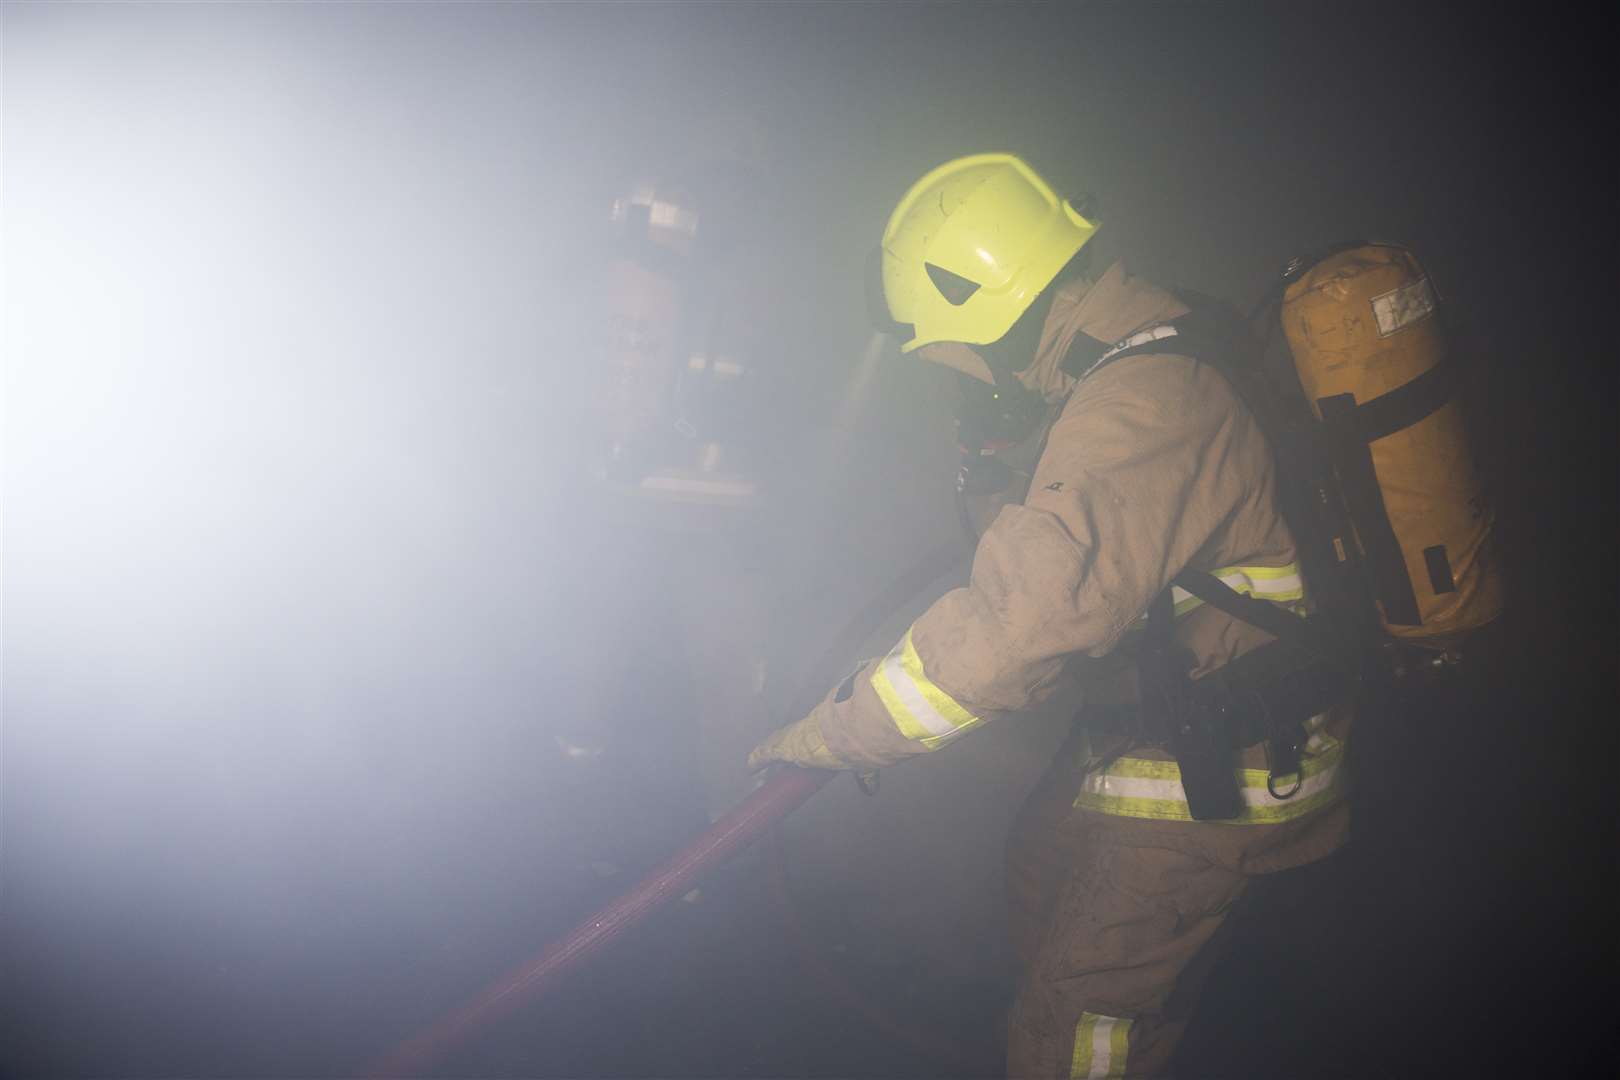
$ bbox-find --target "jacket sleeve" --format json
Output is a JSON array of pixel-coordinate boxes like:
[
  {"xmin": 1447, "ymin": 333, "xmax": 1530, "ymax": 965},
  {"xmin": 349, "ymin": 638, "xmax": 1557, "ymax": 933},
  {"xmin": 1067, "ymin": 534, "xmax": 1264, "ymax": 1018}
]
[{"xmin": 812, "ymin": 355, "xmax": 1263, "ymax": 769}]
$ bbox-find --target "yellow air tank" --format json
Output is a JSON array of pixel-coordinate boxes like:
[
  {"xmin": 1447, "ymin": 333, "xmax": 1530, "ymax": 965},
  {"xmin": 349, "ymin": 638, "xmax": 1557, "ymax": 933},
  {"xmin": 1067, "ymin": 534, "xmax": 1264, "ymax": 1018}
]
[{"xmin": 1281, "ymin": 244, "xmax": 1502, "ymax": 641}]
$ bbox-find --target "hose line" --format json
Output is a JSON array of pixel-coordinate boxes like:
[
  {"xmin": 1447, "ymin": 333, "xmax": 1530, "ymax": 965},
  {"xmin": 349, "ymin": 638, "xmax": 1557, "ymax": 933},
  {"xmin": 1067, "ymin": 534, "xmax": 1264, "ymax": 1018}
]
[{"xmin": 363, "ymin": 534, "xmax": 972, "ymax": 1077}]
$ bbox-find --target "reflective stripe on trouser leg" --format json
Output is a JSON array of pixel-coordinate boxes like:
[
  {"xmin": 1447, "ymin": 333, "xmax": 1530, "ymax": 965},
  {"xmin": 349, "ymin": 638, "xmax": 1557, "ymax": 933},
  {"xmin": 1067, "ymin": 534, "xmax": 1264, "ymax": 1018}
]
[
  {"xmin": 1071, "ymin": 1012, "xmax": 1133, "ymax": 1079},
  {"xmin": 1005, "ymin": 802, "xmax": 1256, "ymax": 1079}
]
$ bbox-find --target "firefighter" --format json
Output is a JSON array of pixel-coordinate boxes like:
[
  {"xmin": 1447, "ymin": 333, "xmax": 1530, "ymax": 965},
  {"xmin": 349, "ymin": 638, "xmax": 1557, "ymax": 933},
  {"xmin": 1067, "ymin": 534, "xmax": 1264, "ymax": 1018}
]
[
  {"xmin": 548, "ymin": 144, "xmax": 787, "ymax": 894},
  {"xmin": 749, "ymin": 154, "xmax": 1352, "ymax": 1078}
]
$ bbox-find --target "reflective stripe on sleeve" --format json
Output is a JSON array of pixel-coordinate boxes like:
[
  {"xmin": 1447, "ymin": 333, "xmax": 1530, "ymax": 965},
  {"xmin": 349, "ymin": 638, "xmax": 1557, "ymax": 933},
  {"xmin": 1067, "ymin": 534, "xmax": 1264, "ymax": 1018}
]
[
  {"xmin": 869, "ymin": 628, "xmax": 986, "ymax": 749},
  {"xmin": 1073, "ymin": 728, "xmax": 1347, "ymax": 824},
  {"xmin": 1071, "ymin": 1012, "xmax": 1134, "ymax": 1079}
]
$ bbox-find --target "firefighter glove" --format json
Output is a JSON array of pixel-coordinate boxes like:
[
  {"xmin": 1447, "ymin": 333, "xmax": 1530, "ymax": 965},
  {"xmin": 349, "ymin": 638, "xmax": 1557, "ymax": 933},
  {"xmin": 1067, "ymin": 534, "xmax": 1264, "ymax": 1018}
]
[{"xmin": 748, "ymin": 714, "xmax": 858, "ymax": 772}]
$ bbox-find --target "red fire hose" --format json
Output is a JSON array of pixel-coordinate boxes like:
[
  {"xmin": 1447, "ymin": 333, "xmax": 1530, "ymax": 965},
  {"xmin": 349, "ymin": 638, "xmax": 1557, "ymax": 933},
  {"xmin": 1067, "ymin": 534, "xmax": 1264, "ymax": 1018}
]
[
  {"xmin": 366, "ymin": 539, "xmax": 971, "ymax": 1076},
  {"xmin": 364, "ymin": 765, "xmax": 833, "ymax": 1078}
]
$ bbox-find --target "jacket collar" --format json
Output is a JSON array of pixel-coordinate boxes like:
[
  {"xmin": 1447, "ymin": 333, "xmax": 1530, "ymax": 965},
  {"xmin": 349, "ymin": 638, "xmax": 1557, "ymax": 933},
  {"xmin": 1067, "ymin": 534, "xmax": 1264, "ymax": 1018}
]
[{"xmin": 1019, "ymin": 260, "xmax": 1190, "ymax": 400}]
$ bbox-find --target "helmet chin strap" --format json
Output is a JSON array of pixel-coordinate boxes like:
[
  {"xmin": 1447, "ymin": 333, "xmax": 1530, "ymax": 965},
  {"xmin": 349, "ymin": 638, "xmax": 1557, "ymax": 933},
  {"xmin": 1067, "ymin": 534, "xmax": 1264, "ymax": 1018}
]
[{"xmin": 979, "ymin": 286, "xmax": 1055, "ymax": 382}]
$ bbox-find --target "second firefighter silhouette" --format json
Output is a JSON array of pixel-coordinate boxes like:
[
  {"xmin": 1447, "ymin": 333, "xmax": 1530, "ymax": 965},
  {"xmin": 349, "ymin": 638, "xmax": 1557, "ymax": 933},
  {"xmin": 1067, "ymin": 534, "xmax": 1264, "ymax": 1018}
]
[{"xmin": 555, "ymin": 142, "xmax": 785, "ymax": 886}]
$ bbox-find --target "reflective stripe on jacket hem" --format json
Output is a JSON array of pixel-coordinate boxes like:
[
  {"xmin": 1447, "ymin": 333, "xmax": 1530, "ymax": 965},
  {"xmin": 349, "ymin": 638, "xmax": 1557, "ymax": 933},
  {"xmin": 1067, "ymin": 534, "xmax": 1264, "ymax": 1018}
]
[
  {"xmin": 1071, "ymin": 1012, "xmax": 1133, "ymax": 1079},
  {"xmin": 1073, "ymin": 736, "xmax": 1347, "ymax": 824},
  {"xmin": 1168, "ymin": 561, "xmax": 1305, "ymax": 617},
  {"xmin": 870, "ymin": 628, "xmax": 986, "ymax": 749}
]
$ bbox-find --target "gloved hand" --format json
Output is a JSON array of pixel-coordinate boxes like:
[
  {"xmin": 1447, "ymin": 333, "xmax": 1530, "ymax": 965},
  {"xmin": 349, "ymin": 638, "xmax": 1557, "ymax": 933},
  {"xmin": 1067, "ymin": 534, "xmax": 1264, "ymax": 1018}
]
[
  {"xmin": 747, "ymin": 714, "xmax": 883, "ymax": 799},
  {"xmin": 748, "ymin": 661, "xmax": 899, "ymax": 778},
  {"xmin": 746, "ymin": 714, "xmax": 850, "ymax": 772}
]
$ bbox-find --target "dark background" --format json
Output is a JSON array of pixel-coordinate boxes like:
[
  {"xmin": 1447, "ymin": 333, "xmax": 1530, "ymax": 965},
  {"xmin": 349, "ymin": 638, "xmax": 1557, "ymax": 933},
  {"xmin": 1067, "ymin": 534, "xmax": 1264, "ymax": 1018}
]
[{"xmin": 3, "ymin": 2, "xmax": 1612, "ymax": 1077}]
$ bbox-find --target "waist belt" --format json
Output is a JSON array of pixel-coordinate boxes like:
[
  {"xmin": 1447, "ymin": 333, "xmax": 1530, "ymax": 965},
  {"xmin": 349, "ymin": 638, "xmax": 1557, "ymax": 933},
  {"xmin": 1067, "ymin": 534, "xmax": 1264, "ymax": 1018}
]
[
  {"xmin": 1081, "ymin": 634, "xmax": 1352, "ymax": 820},
  {"xmin": 1083, "ymin": 638, "xmax": 1349, "ymax": 745}
]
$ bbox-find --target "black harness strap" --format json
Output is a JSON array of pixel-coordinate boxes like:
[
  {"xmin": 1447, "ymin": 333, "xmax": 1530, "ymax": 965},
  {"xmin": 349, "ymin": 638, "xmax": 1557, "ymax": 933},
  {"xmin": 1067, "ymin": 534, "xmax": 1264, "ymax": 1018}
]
[
  {"xmin": 1335, "ymin": 359, "xmax": 1454, "ymax": 445},
  {"xmin": 1313, "ymin": 362, "xmax": 1458, "ymax": 628},
  {"xmin": 1316, "ymin": 392, "xmax": 1422, "ymax": 625},
  {"xmin": 1057, "ymin": 331, "xmax": 1120, "ymax": 380},
  {"xmin": 1171, "ymin": 570, "xmax": 1349, "ymax": 670},
  {"xmin": 1083, "ymin": 313, "xmax": 1453, "ymax": 629},
  {"xmin": 1142, "ymin": 582, "xmax": 1247, "ymax": 820},
  {"xmin": 1063, "ymin": 325, "xmax": 1216, "ymax": 385},
  {"xmin": 1137, "ymin": 585, "xmax": 1178, "ymax": 745}
]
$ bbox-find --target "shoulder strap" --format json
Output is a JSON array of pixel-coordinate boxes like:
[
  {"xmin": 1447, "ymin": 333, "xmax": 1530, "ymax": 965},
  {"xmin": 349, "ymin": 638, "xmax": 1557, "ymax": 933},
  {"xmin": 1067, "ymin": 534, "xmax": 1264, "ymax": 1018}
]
[
  {"xmin": 1134, "ymin": 585, "xmax": 1180, "ymax": 744},
  {"xmin": 1059, "ymin": 324, "xmax": 1187, "ymax": 383},
  {"xmin": 1064, "ymin": 311, "xmax": 1364, "ymax": 671}
]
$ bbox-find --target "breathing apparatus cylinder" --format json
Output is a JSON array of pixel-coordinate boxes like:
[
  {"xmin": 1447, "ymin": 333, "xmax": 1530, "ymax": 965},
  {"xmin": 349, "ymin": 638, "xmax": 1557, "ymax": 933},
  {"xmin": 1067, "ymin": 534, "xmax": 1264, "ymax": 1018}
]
[{"xmin": 1279, "ymin": 244, "xmax": 1502, "ymax": 642}]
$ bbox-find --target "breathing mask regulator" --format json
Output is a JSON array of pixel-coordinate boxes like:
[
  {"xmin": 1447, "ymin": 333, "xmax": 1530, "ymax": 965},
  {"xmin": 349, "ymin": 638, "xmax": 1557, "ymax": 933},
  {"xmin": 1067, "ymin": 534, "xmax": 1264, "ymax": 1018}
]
[
  {"xmin": 950, "ymin": 286, "xmax": 1056, "ymax": 536},
  {"xmin": 953, "ymin": 282, "xmax": 1056, "ymax": 450},
  {"xmin": 864, "ymin": 250, "xmax": 1055, "ymax": 539}
]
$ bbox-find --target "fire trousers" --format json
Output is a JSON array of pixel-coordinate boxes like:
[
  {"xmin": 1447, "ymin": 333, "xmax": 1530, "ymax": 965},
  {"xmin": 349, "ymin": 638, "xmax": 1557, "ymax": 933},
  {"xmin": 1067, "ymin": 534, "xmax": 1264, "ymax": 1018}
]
[{"xmin": 1004, "ymin": 727, "xmax": 1350, "ymax": 1079}]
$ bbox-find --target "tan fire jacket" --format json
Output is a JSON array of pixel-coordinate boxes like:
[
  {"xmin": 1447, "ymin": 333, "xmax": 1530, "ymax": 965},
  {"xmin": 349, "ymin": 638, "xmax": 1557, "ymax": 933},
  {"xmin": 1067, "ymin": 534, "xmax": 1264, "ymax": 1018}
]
[{"xmin": 761, "ymin": 262, "xmax": 1349, "ymax": 825}]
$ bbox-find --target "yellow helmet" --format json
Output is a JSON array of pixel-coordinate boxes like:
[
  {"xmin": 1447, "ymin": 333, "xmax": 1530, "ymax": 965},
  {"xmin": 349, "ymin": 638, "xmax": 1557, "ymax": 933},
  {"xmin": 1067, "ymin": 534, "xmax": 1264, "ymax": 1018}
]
[{"xmin": 872, "ymin": 154, "xmax": 1099, "ymax": 353}]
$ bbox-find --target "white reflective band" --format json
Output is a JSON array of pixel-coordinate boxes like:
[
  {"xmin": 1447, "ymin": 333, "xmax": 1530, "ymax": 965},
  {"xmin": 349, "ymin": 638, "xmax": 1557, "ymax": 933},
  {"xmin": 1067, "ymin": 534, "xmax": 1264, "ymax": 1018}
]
[
  {"xmin": 1075, "ymin": 728, "xmax": 1346, "ymax": 824},
  {"xmin": 1167, "ymin": 586, "xmax": 1205, "ymax": 618},
  {"xmin": 1157, "ymin": 562, "xmax": 1306, "ymax": 622},
  {"xmin": 1071, "ymin": 1012, "xmax": 1133, "ymax": 1079},
  {"xmin": 1371, "ymin": 275, "xmax": 1436, "ymax": 337},
  {"xmin": 1077, "ymin": 324, "xmax": 1181, "ymax": 381},
  {"xmin": 870, "ymin": 629, "xmax": 985, "ymax": 749},
  {"xmin": 645, "ymin": 199, "xmax": 699, "ymax": 236},
  {"xmin": 687, "ymin": 353, "xmax": 746, "ymax": 378},
  {"xmin": 638, "ymin": 469, "xmax": 757, "ymax": 502},
  {"xmin": 1214, "ymin": 563, "xmax": 1305, "ymax": 600},
  {"xmin": 616, "ymin": 187, "xmax": 701, "ymax": 239}
]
